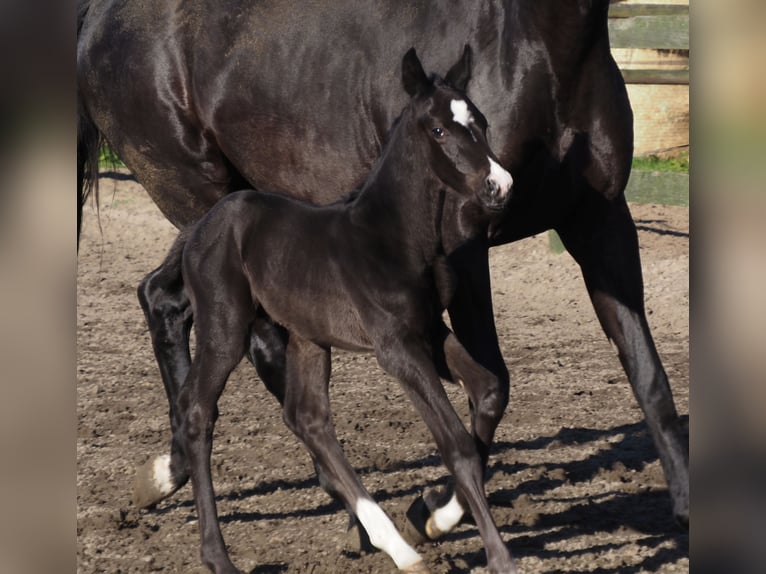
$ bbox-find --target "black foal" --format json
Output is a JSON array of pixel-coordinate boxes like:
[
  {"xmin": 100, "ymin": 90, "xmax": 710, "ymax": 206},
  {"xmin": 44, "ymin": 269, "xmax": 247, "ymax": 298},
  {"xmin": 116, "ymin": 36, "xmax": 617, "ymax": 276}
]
[{"xmin": 141, "ymin": 47, "xmax": 515, "ymax": 574}]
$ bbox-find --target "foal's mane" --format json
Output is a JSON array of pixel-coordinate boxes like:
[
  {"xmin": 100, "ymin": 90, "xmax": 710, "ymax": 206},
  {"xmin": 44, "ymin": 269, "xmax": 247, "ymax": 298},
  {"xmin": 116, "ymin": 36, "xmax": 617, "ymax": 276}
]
[{"xmin": 334, "ymin": 74, "xmax": 446, "ymax": 207}]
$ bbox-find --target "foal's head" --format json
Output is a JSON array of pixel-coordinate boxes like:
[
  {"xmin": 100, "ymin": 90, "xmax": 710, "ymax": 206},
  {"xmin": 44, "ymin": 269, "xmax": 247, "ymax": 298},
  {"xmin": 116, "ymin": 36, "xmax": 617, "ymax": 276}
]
[{"xmin": 401, "ymin": 46, "xmax": 513, "ymax": 211}]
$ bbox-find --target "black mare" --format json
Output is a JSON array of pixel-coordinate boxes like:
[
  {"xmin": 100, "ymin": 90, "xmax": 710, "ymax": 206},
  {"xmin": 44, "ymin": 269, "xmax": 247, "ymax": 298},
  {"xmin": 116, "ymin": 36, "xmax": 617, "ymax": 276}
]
[
  {"xmin": 77, "ymin": 0, "xmax": 688, "ymax": 548},
  {"xmin": 151, "ymin": 48, "xmax": 514, "ymax": 574}
]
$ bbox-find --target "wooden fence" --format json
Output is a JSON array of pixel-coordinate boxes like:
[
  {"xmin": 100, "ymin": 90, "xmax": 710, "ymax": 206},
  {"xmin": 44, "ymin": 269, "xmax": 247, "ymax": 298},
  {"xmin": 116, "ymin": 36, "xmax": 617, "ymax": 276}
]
[
  {"xmin": 549, "ymin": 2, "xmax": 689, "ymax": 252},
  {"xmin": 610, "ymin": 1, "xmax": 689, "ymax": 207}
]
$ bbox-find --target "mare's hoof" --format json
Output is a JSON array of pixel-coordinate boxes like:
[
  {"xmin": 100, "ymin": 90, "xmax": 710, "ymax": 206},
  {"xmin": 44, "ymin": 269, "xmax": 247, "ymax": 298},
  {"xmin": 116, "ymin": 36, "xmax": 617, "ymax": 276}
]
[
  {"xmin": 132, "ymin": 454, "xmax": 180, "ymax": 509},
  {"xmin": 344, "ymin": 521, "xmax": 375, "ymax": 554},
  {"xmin": 401, "ymin": 560, "xmax": 430, "ymax": 573}
]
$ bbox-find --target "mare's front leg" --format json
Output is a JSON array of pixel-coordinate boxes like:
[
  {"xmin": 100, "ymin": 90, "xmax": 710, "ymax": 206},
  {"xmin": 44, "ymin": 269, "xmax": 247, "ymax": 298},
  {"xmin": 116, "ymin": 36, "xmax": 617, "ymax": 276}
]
[
  {"xmin": 557, "ymin": 193, "xmax": 689, "ymax": 526},
  {"xmin": 134, "ymin": 232, "xmax": 193, "ymax": 508},
  {"xmin": 376, "ymin": 334, "xmax": 516, "ymax": 574},
  {"xmin": 406, "ymin": 240, "xmax": 509, "ymax": 541},
  {"xmin": 280, "ymin": 335, "xmax": 427, "ymax": 573}
]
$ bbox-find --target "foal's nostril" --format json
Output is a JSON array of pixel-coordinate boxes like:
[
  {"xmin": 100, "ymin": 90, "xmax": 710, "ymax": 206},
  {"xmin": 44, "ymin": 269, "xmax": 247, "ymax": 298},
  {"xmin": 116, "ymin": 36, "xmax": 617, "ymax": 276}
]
[{"xmin": 485, "ymin": 177, "xmax": 500, "ymax": 197}]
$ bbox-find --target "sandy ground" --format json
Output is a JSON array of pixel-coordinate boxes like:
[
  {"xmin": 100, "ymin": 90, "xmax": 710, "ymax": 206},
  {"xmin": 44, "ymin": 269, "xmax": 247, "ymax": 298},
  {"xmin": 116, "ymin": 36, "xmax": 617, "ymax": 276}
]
[{"xmin": 77, "ymin": 176, "xmax": 689, "ymax": 573}]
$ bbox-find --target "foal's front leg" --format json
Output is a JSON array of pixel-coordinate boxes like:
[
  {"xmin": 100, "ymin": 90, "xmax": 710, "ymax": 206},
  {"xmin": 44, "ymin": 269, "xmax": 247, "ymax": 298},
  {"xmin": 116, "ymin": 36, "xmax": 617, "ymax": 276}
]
[
  {"xmin": 376, "ymin": 335, "xmax": 516, "ymax": 574},
  {"xmin": 406, "ymin": 243, "xmax": 509, "ymax": 542},
  {"xmin": 280, "ymin": 335, "xmax": 427, "ymax": 573},
  {"xmin": 407, "ymin": 324, "xmax": 506, "ymax": 541}
]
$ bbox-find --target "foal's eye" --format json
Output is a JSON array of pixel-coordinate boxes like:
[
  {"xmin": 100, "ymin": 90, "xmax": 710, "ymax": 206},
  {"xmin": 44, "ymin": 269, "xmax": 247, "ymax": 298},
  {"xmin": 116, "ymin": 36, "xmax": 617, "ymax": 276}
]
[{"xmin": 431, "ymin": 127, "xmax": 445, "ymax": 138}]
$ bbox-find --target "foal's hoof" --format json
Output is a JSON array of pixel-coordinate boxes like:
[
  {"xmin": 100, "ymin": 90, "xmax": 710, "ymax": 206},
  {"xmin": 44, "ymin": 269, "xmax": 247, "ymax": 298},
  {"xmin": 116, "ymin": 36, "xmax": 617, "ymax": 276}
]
[
  {"xmin": 401, "ymin": 559, "xmax": 430, "ymax": 573},
  {"xmin": 344, "ymin": 521, "xmax": 375, "ymax": 554},
  {"xmin": 402, "ymin": 495, "xmax": 430, "ymax": 546},
  {"xmin": 132, "ymin": 454, "xmax": 181, "ymax": 509},
  {"xmin": 403, "ymin": 486, "xmax": 452, "ymax": 545}
]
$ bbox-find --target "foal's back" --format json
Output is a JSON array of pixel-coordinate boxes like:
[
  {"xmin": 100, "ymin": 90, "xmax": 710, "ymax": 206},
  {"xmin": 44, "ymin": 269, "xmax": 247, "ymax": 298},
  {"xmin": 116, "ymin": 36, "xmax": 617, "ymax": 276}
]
[{"xmin": 183, "ymin": 190, "xmax": 377, "ymax": 350}]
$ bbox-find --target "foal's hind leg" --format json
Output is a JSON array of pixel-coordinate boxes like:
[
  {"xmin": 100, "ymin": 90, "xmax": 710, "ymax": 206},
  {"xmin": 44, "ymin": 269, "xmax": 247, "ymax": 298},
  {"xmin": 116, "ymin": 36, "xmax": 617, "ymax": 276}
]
[
  {"xmin": 177, "ymin": 279, "xmax": 255, "ymax": 574},
  {"xmin": 134, "ymin": 232, "xmax": 193, "ymax": 508},
  {"xmin": 246, "ymin": 313, "xmax": 376, "ymax": 553},
  {"xmin": 280, "ymin": 335, "xmax": 426, "ymax": 573}
]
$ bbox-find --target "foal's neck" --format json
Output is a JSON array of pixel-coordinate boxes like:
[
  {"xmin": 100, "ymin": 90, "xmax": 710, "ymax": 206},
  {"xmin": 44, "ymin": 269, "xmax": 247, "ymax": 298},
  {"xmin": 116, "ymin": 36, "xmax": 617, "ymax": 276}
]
[{"xmin": 348, "ymin": 110, "xmax": 444, "ymax": 262}]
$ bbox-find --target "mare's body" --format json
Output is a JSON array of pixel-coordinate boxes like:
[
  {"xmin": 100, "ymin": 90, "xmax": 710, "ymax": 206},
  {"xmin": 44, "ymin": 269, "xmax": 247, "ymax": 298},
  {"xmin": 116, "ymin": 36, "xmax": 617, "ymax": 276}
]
[{"xmin": 78, "ymin": 0, "xmax": 688, "ymax": 538}]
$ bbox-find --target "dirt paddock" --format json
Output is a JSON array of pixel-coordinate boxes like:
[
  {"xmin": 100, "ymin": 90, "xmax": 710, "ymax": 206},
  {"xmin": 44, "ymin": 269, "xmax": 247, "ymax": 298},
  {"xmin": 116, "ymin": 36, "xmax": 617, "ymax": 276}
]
[{"xmin": 77, "ymin": 176, "xmax": 689, "ymax": 573}]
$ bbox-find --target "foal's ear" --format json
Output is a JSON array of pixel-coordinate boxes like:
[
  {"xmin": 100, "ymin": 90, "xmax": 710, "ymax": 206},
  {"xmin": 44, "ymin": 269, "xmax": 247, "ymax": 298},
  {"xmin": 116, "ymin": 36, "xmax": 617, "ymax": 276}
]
[
  {"xmin": 445, "ymin": 45, "xmax": 473, "ymax": 92},
  {"xmin": 402, "ymin": 47, "xmax": 431, "ymax": 97}
]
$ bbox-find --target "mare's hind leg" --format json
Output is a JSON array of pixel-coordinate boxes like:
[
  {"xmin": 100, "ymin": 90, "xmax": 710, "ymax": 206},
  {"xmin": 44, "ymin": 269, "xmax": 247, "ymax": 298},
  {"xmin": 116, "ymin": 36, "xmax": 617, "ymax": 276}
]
[
  {"xmin": 134, "ymin": 231, "xmax": 194, "ymax": 508},
  {"xmin": 246, "ymin": 310, "xmax": 288, "ymax": 403},
  {"xmin": 130, "ymin": 136, "xmax": 245, "ymax": 508},
  {"xmin": 279, "ymin": 334, "xmax": 426, "ymax": 573},
  {"xmin": 556, "ymin": 193, "xmax": 689, "ymax": 526}
]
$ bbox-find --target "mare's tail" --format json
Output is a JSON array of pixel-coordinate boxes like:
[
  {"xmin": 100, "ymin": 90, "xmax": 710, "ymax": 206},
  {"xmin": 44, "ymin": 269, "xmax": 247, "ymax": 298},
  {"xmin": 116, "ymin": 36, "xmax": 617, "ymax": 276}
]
[
  {"xmin": 77, "ymin": 0, "xmax": 101, "ymax": 249},
  {"xmin": 77, "ymin": 96, "xmax": 101, "ymax": 248}
]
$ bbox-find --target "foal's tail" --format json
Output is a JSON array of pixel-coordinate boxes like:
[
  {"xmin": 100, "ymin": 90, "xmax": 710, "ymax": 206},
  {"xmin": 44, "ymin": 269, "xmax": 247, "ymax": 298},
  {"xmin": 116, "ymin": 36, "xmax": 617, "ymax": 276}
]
[{"xmin": 77, "ymin": 0, "xmax": 101, "ymax": 250}]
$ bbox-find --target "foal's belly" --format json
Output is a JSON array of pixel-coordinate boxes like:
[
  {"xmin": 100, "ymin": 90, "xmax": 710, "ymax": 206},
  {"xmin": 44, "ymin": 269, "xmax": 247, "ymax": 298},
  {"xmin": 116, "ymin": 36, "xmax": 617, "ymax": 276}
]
[
  {"xmin": 239, "ymin": 205, "xmax": 374, "ymax": 351},
  {"xmin": 256, "ymin": 278, "xmax": 374, "ymax": 351}
]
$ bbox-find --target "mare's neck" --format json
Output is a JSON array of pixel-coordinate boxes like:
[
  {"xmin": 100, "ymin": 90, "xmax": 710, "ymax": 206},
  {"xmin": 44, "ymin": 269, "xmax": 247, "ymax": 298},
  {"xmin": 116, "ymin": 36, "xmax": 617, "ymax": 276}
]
[{"xmin": 506, "ymin": 0, "xmax": 610, "ymax": 74}]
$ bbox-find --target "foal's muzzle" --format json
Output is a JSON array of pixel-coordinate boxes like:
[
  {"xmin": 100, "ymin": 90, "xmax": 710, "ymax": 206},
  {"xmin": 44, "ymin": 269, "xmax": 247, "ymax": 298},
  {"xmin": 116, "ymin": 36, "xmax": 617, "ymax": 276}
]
[{"xmin": 481, "ymin": 158, "xmax": 513, "ymax": 211}]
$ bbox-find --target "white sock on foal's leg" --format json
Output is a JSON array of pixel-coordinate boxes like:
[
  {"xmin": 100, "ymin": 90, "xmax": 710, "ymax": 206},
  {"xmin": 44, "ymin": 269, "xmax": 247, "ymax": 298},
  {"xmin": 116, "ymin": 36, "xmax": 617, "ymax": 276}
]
[
  {"xmin": 427, "ymin": 492, "xmax": 465, "ymax": 537},
  {"xmin": 355, "ymin": 498, "xmax": 423, "ymax": 570}
]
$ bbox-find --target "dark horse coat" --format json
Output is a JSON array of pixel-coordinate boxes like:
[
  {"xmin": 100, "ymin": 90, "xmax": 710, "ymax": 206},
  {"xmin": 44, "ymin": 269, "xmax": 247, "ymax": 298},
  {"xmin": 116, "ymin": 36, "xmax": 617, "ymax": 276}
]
[
  {"xmin": 77, "ymin": 0, "xmax": 688, "ymax": 550},
  {"xmin": 156, "ymin": 48, "xmax": 515, "ymax": 574}
]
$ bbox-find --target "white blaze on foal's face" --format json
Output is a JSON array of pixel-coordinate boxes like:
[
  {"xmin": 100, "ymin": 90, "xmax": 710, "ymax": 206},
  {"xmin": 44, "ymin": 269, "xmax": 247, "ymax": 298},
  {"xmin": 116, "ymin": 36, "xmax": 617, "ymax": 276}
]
[
  {"xmin": 451, "ymin": 98, "xmax": 513, "ymax": 197},
  {"xmin": 450, "ymin": 98, "xmax": 474, "ymax": 129}
]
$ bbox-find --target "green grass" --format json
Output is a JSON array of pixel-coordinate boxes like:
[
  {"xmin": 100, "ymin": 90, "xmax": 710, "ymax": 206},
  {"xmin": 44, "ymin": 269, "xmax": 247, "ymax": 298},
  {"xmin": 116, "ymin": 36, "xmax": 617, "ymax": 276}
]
[
  {"xmin": 632, "ymin": 150, "xmax": 689, "ymax": 173},
  {"xmin": 98, "ymin": 145, "xmax": 124, "ymax": 168}
]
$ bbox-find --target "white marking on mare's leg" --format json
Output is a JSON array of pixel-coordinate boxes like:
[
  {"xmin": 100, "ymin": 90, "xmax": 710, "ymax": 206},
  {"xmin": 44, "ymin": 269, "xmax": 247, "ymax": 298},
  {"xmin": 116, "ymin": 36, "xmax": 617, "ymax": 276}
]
[
  {"xmin": 355, "ymin": 498, "xmax": 422, "ymax": 570},
  {"xmin": 152, "ymin": 454, "xmax": 175, "ymax": 496},
  {"xmin": 488, "ymin": 157, "xmax": 513, "ymax": 197},
  {"xmin": 428, "ymin": 493, "xmax": 465, "ymax": 536},
  {"xmin": 450, "ymin": 99, "xmax": 474, "ymax": 128}
]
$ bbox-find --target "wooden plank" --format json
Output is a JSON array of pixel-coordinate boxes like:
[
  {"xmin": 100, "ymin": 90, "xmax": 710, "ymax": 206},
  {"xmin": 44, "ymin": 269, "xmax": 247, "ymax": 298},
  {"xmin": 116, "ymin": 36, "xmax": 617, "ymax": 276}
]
[
  {"xmin": 609, "ymin": 4, "xmax": 689, "ymax": 18},
  {"xmin": 620, "ymin": 68, "xmax": 689, "ymax": 85},
  {"xmin": 624, "ymin": 170, "xmax": 689, "ymax": 206},
  {"xmin": 608, "ymin": 15, "xmax": 689, "ymax": 50}
]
